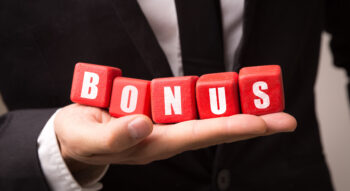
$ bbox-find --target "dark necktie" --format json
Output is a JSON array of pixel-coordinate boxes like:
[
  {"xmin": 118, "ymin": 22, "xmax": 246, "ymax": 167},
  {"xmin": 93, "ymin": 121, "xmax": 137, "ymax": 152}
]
[
  {"xmin": 175, "ymin": 0, "xmax": 224, "ymax": 162},
  {"xmin": 175, "ymin": 0, "xmax": 225, "ymax": 76}
]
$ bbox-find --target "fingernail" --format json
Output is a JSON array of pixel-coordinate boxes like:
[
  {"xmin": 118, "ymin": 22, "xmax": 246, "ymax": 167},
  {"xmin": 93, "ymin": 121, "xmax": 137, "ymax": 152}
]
[{"xmin": 128, "ymin": 117, "xmax": 151, "ymax": 139}]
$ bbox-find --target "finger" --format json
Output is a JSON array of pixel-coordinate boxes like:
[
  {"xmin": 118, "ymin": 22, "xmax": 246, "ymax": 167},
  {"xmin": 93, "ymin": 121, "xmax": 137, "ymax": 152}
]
[
  {"xmin": 86, "ymin": 112, "xmax": 296, "ymax": 165},
  {"xmin": 260, "ymin": 112, "xmax": 297, "ymax": 135},
  {"xmin": 83, "ymin": 114, "xmax": 265, "ymax": 163},
  {"xmin": 112, "ymin": 114, "xmax": 269, "ymax": 163},
  {"xmin": 171, "ymin": 112, "xmax": 296, "ymax": 150},
  {"xmin": 160, "ymin": 114, "xmax": 268, "ymax": 151}
]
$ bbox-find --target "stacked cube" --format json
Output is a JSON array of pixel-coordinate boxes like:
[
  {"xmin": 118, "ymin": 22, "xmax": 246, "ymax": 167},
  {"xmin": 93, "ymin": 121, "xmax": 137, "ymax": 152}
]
[{"xmin": 71, "ymin": 63, "xmax": 284, "ymax": 124}]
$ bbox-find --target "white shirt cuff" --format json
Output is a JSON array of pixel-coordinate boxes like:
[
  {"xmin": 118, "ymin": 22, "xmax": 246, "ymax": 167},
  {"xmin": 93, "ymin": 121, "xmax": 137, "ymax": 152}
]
[{"xmin": 37, "ymin": 109, "xmax": 109, "ymax": 191}]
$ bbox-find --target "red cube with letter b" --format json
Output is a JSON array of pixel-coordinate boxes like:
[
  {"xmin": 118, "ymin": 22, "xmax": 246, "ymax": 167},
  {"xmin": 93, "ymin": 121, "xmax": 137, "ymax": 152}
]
[
  {"xmin": 151, "ymin": 76, "xmax": 198, "ymax": 124},
  {"xmin": 109, "ymin": 77, "xmax": 151, "ymax": 118},
  {"xmin": 239, "ymin": 65, "xmax": 285, "ymax": 115},
  {"xmin": 70, "ymin": 62, "xmax": 121, "ymax": 108},
  {"xmin": 196, "ymin": 72, "xmax": 240, "ymax": 119}
]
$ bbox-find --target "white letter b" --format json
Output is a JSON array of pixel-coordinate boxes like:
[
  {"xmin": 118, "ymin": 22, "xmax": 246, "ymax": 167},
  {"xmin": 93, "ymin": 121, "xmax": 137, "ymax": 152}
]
[{"xmin": 81, "ymin": 72, "xmax": 99, "ymax": 99}]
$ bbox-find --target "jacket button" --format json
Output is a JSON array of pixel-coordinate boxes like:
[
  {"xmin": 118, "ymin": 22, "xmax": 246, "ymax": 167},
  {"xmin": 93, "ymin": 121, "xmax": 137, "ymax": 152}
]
[{"xmin": 217, "ymin": 169, "xmax": 231, "ymax": 191}]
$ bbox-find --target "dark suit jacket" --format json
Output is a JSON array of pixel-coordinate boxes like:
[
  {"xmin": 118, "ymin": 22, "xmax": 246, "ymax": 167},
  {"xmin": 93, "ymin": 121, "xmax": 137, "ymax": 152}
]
[{"xmin": 1, "ymin": 0, "xmax": 349, "ymax": 190}]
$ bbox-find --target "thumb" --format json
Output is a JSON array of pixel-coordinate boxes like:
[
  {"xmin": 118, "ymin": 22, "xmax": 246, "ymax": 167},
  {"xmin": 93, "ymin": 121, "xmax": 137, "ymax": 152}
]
[
  {"xmin": 77, "ymin": 114, "xmax": 153, "ymax": 155},
  {"xmin": 105, "ymin": 115, "xmax": 154, "ymax": 152}
]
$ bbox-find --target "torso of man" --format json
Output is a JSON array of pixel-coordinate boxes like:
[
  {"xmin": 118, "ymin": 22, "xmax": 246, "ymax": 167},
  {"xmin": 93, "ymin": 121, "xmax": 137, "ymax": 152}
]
[{"xmin": 137, "ymin": 0, "xmax": 244, "ymax": 75}]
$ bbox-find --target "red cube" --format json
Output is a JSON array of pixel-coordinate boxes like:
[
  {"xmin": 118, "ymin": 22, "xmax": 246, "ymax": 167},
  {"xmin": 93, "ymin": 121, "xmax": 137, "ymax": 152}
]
[
  {"xmin": 196, "ymin": 72, "xmax": 240, "ymax": 119},
  {"xmin": 239, "ymin": 65, "xmax": 284, "ymax": 115},
  {"xmin": 70, "ymin": 62, "xmax": 121, "ymax": 108},
  {"xmin": 151, "ymin": 76, "xmax": 198, "ymax": 124},
  {"xmin": 109, "ymin": 77, "xmax": 151, "ymax": 118}
]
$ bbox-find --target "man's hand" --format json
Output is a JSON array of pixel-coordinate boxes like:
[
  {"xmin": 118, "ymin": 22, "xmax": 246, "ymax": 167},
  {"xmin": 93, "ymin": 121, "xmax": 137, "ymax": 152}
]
[{"xmin": 54, "ymin": 104, "xmax": 296, "ymax": 175}]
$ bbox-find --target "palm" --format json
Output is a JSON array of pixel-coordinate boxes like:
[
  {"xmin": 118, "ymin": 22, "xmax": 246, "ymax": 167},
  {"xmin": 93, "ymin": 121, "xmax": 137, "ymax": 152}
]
[{"xmin": 55, "ymin": 104, "xmax": 296, "ymax": 166}]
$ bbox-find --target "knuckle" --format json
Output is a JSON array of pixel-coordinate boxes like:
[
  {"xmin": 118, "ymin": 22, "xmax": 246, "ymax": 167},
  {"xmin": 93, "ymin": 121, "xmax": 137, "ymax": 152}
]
[
  {"xmin": 254, "ymin": 118, "xmax": 268, "ymax": 134},
  {"xmin": 102, "ymin": 129, "xmax": 127, "ymax": 153},
  {"xmin": 67, "ymin": 142, "xmax": 91, "ymax": 157},
  {"xmin": 102, "ymin": 133, "xmax": 119, "ymax": 152}
]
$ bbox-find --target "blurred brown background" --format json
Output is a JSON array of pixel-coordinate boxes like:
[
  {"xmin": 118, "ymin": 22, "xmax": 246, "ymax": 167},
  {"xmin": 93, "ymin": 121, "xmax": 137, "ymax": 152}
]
[{"xmin": 0, "ymin": 33, "xmax": 349, "ymax": 190}]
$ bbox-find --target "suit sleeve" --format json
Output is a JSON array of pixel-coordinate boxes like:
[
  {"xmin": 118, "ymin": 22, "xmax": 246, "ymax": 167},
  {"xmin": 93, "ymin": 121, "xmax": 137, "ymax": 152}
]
[
  {"xmin": 324, "ymin": 0, "xmax": 350, "ymax": 102},
  {"xmin": 0, "ymin": 109, "xmax": 56, "ymax": 190}
]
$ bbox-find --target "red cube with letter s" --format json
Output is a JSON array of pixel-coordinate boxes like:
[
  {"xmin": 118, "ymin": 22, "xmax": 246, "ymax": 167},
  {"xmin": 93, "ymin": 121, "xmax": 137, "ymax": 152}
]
[
  {"xmin": 239, "ymin": 65, "xmax": 285, "ymax": 115},
  {"xmin": 70, "ymin": 62, "xmax": 121, "ymax": 108}
]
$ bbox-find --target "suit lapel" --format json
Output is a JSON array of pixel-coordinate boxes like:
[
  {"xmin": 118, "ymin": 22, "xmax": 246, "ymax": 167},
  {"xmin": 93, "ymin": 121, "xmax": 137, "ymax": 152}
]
[{"xmin": 109, "ymin": 0, "xmax": 173, "ymax": 77}]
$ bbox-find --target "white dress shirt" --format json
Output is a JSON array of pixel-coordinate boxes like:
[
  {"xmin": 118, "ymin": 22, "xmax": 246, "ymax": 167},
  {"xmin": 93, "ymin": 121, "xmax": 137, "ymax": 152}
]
[{"xmin": 37, "ymin": 0, "xmax": 244, "ymax": 190}]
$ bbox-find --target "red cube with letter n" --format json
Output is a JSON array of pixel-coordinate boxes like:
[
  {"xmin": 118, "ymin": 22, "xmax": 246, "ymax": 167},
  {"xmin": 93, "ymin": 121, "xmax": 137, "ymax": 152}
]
[
  {"xmin": 70, "ymin": 62, "xmax": 121, "ymax": 108},
  {"xmin": 239, "ymin": 65, "xmax": 285, "ymax": 115},
  {"xmin": 151, "ymin": 76, "xmax": 198, "ymax": 124}
]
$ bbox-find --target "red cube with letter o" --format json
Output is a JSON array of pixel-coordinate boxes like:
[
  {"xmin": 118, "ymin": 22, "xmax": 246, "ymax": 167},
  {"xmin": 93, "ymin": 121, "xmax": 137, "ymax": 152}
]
[{"xmin": 109, "ymin": 77, "xmax": 151, "ymax": 118}]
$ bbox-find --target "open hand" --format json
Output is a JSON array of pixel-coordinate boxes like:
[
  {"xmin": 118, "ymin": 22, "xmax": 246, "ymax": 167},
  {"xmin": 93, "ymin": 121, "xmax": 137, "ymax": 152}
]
[{"xmin": 54, "ymin": 103, "xmax": 296, "ymax": 171}]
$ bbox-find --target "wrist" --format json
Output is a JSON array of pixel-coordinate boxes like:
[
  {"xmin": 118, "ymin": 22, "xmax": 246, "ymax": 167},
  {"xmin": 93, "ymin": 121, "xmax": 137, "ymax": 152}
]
[
  {"xmin": 58, "ymin": 139, "xmax": 108, "ymax": 185},
  {"xmin": 64, "ymin": 156, "xmax": 108, "ymax": 186},
  {"xmin": 56, "ymin": 127, "xmax": 108, "ymax": 186}
]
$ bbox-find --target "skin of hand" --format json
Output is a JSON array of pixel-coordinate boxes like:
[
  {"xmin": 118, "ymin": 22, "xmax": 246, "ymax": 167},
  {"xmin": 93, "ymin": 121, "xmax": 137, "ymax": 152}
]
[{"xmin": 54, "ymin": 104, "xmax": 297, "ymax": 183}]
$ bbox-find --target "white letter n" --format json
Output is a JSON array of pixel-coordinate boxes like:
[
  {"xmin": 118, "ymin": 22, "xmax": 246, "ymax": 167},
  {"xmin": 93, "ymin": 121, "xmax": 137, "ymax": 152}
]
[{"xmin": 164, "ymin": 86, "xmax": 182, "ymax": 115}]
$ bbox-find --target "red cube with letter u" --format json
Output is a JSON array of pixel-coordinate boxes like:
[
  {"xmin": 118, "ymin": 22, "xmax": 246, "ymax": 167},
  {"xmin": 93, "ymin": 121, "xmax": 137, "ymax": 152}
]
[
  {"xmin": 196, "ymin": 72, "xmax": 240, "ymax": 119},
  {"xmin": 239, "ymin": 65, "xmax": 285, "ymax": 115},
  {"xmin": 70, "ymin": 62, "xmax": 121, "ymax": 108}
]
